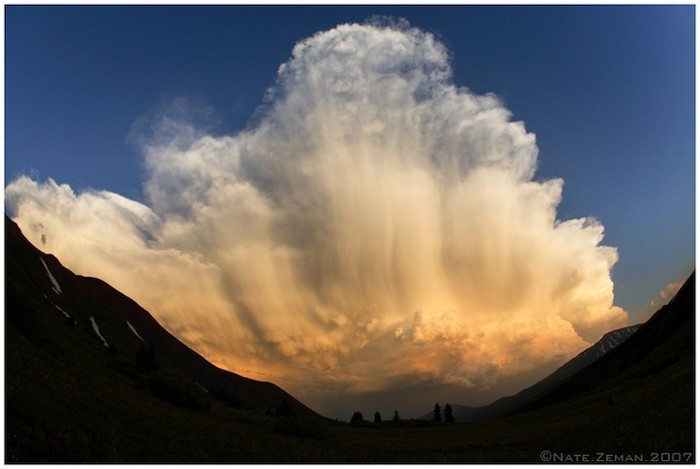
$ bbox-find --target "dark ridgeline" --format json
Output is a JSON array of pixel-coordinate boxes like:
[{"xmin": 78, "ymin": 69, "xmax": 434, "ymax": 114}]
[
  {"xmin": 519, "ymin": 269, "xmax": 694, "ymax": 413},
  {"xmin": 5, "ymin": 215, "xmax": 319, "ymax": 418},
  {"xmin": 439, "ymin": 323, "xmax": 643, "ymax": 422},
  {"xmin": 5, "ymin": 213, "xmax": 694, "ymax": 462},
  {"xmin": 424, "ymin": 270, "xmax": 694, "ymax": 424}
]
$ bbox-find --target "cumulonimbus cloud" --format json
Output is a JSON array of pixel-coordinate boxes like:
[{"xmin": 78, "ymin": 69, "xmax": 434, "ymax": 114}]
[{"xmin": 6, "ymin": 21, "xmax": 627, "ymax": 413}]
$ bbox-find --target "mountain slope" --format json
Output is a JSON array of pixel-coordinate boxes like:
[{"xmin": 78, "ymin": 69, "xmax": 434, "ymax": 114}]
[
  {"xmin": 434, "ymin": 270, "xmax": 693, "ymax": 423},
  {"xmin": 434, "ymin": 324, "xmax": 640, "ymax": 422},
  {"xmin": 439, "ymin": 324, "xmax": 641, "ymax": 422},
  {"xmin": 6, "ymin": 214, "xmax": 694, "ymax": 462},
  {"xmin": 518, "ymin": 270, "xmax": 694, "ymax": 414},
  {"xmin": 5, "ymin": 215, "xmax": 318, "ymax": 418}
]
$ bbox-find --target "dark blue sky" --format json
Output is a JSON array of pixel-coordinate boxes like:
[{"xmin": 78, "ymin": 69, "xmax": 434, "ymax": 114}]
[{"xmin": 5, "ymin": 5, "xmax": 695, "ymax": 319}]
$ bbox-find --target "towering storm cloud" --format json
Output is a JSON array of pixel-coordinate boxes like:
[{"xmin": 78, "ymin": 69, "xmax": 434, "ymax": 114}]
[{"xmin": 6, "ymin": 22, "xmax": 627, "ymax": 413}]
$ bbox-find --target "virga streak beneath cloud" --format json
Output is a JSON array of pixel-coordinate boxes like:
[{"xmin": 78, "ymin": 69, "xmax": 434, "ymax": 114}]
[{"xmin": 6, "ymin": 21, "xmax": 627, "ymax": 412}]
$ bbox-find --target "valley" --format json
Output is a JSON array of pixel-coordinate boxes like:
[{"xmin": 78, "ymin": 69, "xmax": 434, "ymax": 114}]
[{"xmin": 5, "ymin": 217, "xmax": 694, "ymax": 462}]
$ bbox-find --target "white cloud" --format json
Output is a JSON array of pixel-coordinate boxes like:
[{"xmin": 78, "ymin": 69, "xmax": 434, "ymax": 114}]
[
  {"xmin": 6, "ymin": 21, "xmax": 628, "ymax": 415},
  {"xmin": 637, "ymin": 281, "xmax": 684, "ymax": 323}
]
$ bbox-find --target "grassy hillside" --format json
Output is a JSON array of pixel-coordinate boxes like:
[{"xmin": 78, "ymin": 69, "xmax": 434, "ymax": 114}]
[
  {"xmin": 7, "ymin": 325, "xmax": 693, "ymax": 463},
  {"xmin": 439, "ymin": 325, "xmax": 641, "ymax": 422},
  {"xmin": 7, "ymin": 311, "xmax": 694, "ymax": 463},
  {"xmin": 520, "ymin": 271, "xmax": 694, "ymax": 415},
  {"xmin": 5, "ymin": 216, "xmax": 316, "ymax": 417},
  {"xmin": 5, "ymin": 217, "xmax": 694, "ymax": 462}
]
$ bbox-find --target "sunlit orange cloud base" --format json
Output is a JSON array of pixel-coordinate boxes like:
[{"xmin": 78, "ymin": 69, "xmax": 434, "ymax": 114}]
[{"xmin": 6, "ymin": 21, "xmax": 628, "ymax": 416}]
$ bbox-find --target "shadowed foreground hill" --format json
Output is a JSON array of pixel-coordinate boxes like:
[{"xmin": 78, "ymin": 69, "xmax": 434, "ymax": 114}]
[
  {"xmin": 5, "ymin": 215, "xmax": 695, "ymax": 462},
  {"xmin": 431, "ymin": 324, "xmax": 642, "ymax": 422},
  {"xmin": 6, "ymin": 216, "xmax": 324, "ymax": 461},
  {"xmin": 5, "ymin": 216, "xmax": 316, "ymax": 415},
  {"xmin": 519, "ymin": 269, "xmax": 694, "ymax": 415}
]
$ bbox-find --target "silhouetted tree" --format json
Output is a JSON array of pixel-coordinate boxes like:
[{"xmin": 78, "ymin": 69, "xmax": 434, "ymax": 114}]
[
  {"xmin": 350, "ymin": 411, "xmax": 364, "ymax": 423},
  {"xmin": 135, "ymin": 342, "xmax": 158, "ymax": 372},
  {"xmin": 277, "ymin": 398, "xmax": 296, "ymax": 417},
  {"xmin": 374, "ymin": 411, "xmax": 382, "ymax": 423},
  {"xmin": 444, "ymin": 403, "xmax": 455, "ymax": 422},
  {"xmin": 210, "ymin": 387, "xmax": 241, "ymax": 408},
  {"xmin": 433, "ymin": 403, "xmax": 442, "ymax": 422},
  {"xmin": 143, "ymin": 370, "xmax": 211, "ymax": 412},
  {"xmin": 393, "ymin": 410, "xmax": 400, "ymax": 422}
]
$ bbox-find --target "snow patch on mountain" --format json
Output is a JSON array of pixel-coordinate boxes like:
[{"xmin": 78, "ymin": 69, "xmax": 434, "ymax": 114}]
[
  {"xmin": 126, "ymin": 320, "xmax": 145, "ymax": 342},
  {"xmin": 589, "ymin": 325, "xmax": 641, "ymax": 361},
  {"xmin": 89, "ymin": 316, "xmax": 109, "ymax": 347},
  {"xmin": 54, "ymin": 304, "xmax": 70, "ymax": 318},
  {"xmin": 39, "ymin": 257, "xmax": 62, "ymax": 294}
]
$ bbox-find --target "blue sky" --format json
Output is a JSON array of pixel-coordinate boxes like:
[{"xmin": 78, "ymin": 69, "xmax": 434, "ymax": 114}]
[{"xmin": 6, "ymin": 4, "xmax": 695, "ymax": 321}]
